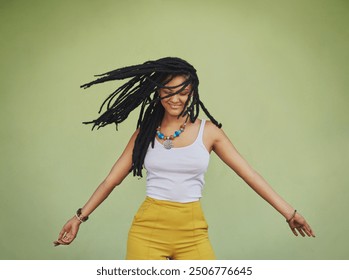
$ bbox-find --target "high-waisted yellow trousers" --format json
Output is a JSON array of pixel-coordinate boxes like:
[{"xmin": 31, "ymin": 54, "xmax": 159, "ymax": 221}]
[{"xmin": 126, "ymin": 196, "xmax": 216, "ymax": 260}]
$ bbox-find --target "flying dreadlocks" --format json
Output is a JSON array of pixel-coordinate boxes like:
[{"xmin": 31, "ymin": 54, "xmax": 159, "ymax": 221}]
[{"xmin": 80, "ymin": 57, "xmax": 222, "ymax": 177}]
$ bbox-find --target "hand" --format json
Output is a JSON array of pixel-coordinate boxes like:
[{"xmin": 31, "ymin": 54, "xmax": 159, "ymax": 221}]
[
  {"xmin": 53, "ymin": 216, "xmax": 81, "ymax": 246},
  {"xmin": 287, "ymin": 212, "xmax": 315, "ymax": 237}
]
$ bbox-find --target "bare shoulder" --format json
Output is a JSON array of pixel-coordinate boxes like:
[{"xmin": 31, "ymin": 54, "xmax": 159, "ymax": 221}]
[
  {"xmin": 204, "ymin": 120, "xmax": 225, "ymax": 138},
  {"xmin": 203, "ymin": 119, "xmax": 226, "ymax": 152}
]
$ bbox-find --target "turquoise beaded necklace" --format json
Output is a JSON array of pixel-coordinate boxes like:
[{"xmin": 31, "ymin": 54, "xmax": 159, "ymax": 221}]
[{"xmin": 156, "ymin": 120, "xmax": 187, "ymax": 150}]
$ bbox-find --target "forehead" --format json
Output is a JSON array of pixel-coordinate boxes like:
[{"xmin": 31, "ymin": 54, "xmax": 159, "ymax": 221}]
[{"xmin": 163, "ymin": 75, "xmax": 190, "ymax": 88}]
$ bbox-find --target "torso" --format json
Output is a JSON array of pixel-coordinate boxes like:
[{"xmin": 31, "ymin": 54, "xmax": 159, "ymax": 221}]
[{"xmin": 144, "ymin": 119, "xmax": 211, "ymax": 203}]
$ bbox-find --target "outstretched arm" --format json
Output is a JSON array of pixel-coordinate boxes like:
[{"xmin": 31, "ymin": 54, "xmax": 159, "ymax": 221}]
[
  {"xmin": 205, "ymin": 123, "xmax": 315, "ymax": 237},
  {"xmin": 54, "ymin": 129, "xmax": 139, "ymax": 246}
]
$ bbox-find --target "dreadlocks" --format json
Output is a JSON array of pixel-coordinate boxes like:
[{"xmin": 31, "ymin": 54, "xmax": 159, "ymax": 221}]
[{"xmin": 80, "ymin": 57, "xmax": 222, "ymax": 177}]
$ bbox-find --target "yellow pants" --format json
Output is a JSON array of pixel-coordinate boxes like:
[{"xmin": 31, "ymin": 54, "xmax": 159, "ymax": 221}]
[{"xmin": 126, "ymin": 196, "xmax": 216, "ymax": 260}]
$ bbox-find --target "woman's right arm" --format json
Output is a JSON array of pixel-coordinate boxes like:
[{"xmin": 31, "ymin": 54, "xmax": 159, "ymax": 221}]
[{"xmin": 53, "ymin": 129, "xmax": 139, "ymax": 246}]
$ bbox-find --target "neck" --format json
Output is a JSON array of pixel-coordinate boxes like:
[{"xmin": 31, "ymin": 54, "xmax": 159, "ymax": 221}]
[{"xmin": 161, "ymin": 113, "xmax": 188, "ymax": 127}]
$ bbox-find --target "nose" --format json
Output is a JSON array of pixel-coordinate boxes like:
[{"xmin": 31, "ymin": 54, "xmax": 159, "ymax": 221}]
[{"xmin": 169, "ymin": 93, "xmax": 180, "ymax": 103}]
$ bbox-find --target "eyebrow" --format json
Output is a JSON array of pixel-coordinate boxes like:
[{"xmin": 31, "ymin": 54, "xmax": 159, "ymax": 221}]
[
  {"xmin": 163, "ymin": 89, "xmax": 190, "ymax": 94},
  {"xmin": 163, "ymin": 88, "xmax": 189, "ymax": 92}
]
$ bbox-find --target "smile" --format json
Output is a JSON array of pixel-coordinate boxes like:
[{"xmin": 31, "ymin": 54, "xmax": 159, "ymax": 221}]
[{"xmin": 169, "ymin": 104, "xmax": 182, "ymax": 109}]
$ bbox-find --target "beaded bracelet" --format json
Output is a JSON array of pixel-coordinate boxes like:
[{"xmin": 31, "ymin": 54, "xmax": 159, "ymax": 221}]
[
  {"xmin": 286, "ymin": 210, "xmax": 297, "ymax": 223},
  {"xmin": 75, "ymin": 208, "xmax": 89, "ymax": 222},
  {"xmin": 75, "ymin": 213, "xmax": 84, "ymax": 223}
]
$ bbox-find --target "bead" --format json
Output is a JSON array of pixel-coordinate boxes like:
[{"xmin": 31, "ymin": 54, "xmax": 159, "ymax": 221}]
[
  {"xmin": 174, "ymin": 130, "xmax": 181, "ymax": 137},
  {"xmin": 76, "ymin": 208, "xmax": 89, "ymax": 222},
  {"xmin": 157, "ymin": 132, "xmax": 164, "ymax": 139},
  {"xmin": 156, "ymin": 120, "xmax": 187, "ymax": 149}
]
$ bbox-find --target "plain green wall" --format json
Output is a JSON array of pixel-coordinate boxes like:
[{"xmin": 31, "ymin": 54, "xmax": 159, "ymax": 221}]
[{"xmin": 0, "ymin": 0, "xmax": 348, "ymax": 260}]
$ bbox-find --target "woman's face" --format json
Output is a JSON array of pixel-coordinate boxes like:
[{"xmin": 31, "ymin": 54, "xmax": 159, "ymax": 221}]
[{"xmin": 158, "ymin": 75, "xmax": 191, "ymax": 117}]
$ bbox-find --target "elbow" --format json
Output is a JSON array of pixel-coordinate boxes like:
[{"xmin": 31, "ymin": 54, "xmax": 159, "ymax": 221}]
[
  {"xmin": 103, "ymin": 167, "xmax": 131, "ymax": 190},
  {"xmin": 102, "ymin": 177, "xmax": 120, "ymax": 192}
]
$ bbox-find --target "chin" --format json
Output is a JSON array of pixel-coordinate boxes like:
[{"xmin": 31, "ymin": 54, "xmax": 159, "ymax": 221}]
[{"xmin": 167, "ymin": 108, "xmax": 183, "ymax": 115}]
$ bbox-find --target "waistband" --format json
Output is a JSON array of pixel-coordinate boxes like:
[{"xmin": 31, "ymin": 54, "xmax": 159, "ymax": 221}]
[{"xmin": 145, "ymin": 196, "xmax": 201, "ymax": 208}]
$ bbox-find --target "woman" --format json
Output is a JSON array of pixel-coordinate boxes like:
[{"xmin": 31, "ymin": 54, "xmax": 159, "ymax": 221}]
[{"xmin": 54, "ymin": 57, "xmax": 315, "ymax": 259}]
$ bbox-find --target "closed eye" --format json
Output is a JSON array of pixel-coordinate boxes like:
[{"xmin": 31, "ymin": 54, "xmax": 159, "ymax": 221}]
[{"xmin": 179, "ymin": 91, "xmax": 189, "ymax": 96}]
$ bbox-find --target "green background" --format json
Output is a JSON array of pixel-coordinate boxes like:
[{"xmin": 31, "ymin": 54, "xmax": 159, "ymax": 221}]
[{"xmin": 1, "ymin": 0, "xmax": 348, "ymax": 260}]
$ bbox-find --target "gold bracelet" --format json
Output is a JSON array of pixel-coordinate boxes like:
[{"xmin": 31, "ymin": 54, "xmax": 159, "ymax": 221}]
[{"xmin": 286, "ymin": 210, "xmax": 297, "ymax": 223}]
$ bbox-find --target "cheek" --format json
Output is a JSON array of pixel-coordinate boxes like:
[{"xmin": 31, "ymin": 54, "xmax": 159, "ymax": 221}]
[
  {"xmin": 159, "ymin": 96, "xmax": 169, "ymax": 107},
  {"xmin": 160, "ymin": 99, "xmax": 166, "ymax": 107},
  {"xmin": 180, "ymin": 95, "xmax": 190, "ymax": 104},
  {"xmin": 158, "ymin": 91, "xmax": 167, "ymax": 103}
]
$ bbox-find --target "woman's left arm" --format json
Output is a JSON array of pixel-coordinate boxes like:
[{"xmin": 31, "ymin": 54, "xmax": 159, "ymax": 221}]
[{"xmin": 206, "ymin": 123, "xmax": 315, "ymax": 237}]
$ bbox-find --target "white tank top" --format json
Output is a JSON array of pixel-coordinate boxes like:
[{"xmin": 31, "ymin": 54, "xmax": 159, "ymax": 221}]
[{"xmin": 144, "ymin": 119, "xmax": 210, "ymax": 203}]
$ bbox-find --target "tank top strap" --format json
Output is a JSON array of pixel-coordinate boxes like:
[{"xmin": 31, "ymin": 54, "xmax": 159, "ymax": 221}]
[{"xmin": 197, "ymin": 119, "xmax": 206, "ymax": 142}]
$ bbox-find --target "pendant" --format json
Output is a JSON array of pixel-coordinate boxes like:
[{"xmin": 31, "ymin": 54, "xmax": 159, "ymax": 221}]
[{"xmin": 163, "ymin": 139, "xmax": 173, "ymax": 150}]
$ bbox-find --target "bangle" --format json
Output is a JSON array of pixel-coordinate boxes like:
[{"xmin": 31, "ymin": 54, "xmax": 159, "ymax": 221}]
[
  {"xmin": 286, "ymin": 210, "xmax": 297, "ymax": 223},
  {"xmin": 76, "ymin": 208, "xmax": 89, "ymax": 222},
  {"xmin": 75, "ymin": 213, "xmax": 84, "ymax": 223}
]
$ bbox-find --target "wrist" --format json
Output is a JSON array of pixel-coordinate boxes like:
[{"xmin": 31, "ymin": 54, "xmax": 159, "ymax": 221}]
[
  {"xmin": 73, "ymin": 214, "xmax": 83, "ymax": 224},
  {"xmin": 286, "ymin": 209, "xmax": 297, "ymax": 223},
  {"xmin": 75, "ymin": 208, "xmax": 89, "ymax": 223}
]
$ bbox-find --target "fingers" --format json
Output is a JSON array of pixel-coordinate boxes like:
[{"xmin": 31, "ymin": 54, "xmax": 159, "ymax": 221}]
[
  {"xmin": 57, "ymin": 228, "xmax": 66, "ymax": 241},
  {"xmin": 290, "ymin": 226, "xmax": 298, "ymax": 237},
  {"xmin": 296, "ymin": 221, "xmax": 315, "ymax": 237},
  {"xmin": 53, "ymin": 240, "xmax": 61, "ymax": 246},
  {"xmin": 296, "ymin": 227, "xmax": 306, "ymax": 237},
  {"xmin": 289, "ymin": 221, "xmax": 316, "ymax": 238},
  {"xmin": 62, "ymin": 234, "xmax": 74, "ymax": 244},
  {"xmin": 53, "ymin": 231, "xmax": 76, "ymax": 246},
  {"xmin": 54, "ymin": 218, "xmax": 81, "ymax": 247},
  {"xmin": 53, "ymin": 237, "xmax": 73, "ymax": 246},
  {"xmin": 289, "ymin": 225, "xmax": 305, "ymax": 237},
  {"xmin": 303, "ymin": 223, "xmax": 316, "ymax": 237},
  {"xmin": 287, "ymin": 213, "xmax": 316, "ymax": 238}
]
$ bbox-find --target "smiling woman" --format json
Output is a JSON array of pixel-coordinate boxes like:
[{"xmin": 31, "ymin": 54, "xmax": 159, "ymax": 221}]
[{"xmin": 54, "ymin": 57, "xmax": 315, "ymax": 260}]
